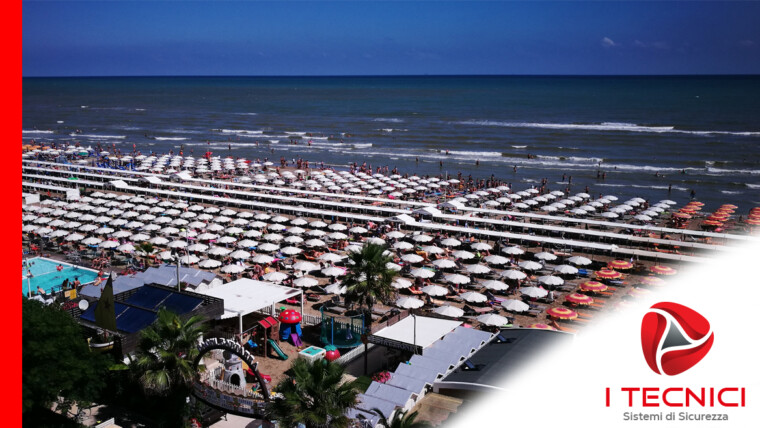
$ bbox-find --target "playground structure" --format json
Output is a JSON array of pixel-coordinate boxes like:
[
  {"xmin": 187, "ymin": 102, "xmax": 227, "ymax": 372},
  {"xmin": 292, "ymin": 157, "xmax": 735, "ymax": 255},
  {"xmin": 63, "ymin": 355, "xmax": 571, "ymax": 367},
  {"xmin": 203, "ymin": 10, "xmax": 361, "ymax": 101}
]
[
  {"xmin": 193, "ymin": 337, "xmax": 273, "ymax": 418},
  {"xmin": 278, "ymin": 309, "xmax": 304, "ymax": 348},
  {"xmin": 320, "ymin": 307, "xmax": 364, "ymax": 348}
]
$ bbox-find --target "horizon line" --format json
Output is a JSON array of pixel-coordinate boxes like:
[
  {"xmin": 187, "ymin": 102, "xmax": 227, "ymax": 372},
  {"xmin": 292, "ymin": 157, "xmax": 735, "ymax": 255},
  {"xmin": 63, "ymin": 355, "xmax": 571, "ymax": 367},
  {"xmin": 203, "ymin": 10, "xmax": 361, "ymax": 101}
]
[{"xmin": 22, "ymin": 73, "xmax": 760, "ymax": 79}]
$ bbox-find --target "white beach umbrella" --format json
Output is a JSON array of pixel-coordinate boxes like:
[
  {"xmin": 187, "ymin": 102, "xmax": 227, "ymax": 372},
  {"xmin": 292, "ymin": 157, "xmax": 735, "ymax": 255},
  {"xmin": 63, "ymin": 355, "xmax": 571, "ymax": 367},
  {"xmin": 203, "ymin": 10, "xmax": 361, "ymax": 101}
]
[
  {"xmin": 230, "ymin": 250, "xmax": 251, "ymax": 259},
  {"xmin": 263, "ymin": 271, "xmax": 288, "ymax": 283},
  {"xmin": 251, "ymin": 254, "xmax": 275, "ymax": 264},
  {"xmin": 64, "ymin": 233, "xmax": 85, "ymax": 242},
  {"xmin": 401, "ymin": 254, "xmax": 424, "ymax": 263},
  {"xmin": 180, "ymin": 254, "xmax": 200, "ymax": 264},
  {"xmin": 432, "ymin": 259, "xmax": 457, "ymax": 269},
  {"xmin": 319, "ymin": 253, "xmax": 344, "ymax": 263},
  {"xmin": 501, "ymin": 269, "xmax": 528, "ymax": 280},
  {"xmin": 460, "ymin": 291, "xmax": 487, "ymax": 303},
  {"xmin": 393, "ymin": 241, "xmax": 414, "ymax": 251},
  {"xmin": 187, "ymin": 243, "xmax": 209, "ymax": 252},
  {"xmin": 395, "ymin": 296, "xmax": 424, "ymax": 309},
  {"xmin": 433, "ymin": 305, "xmax": 464, "ymax": 317},
  {"xmin": 502, "ymin": 299, "xmax": 530, "ymax": 313},
  {"xmin": 412, "ymin": 234, "xmax": 433, "ymax": 243},
  {"xmin": 470, "ymin": 242, "xmax": 492, "ymax": 251},
  {"xmin": 209, "ymin": 247, "xmax": 232, "ymax": 256},
  {"xmin": 322, "ymin": 266, "xmax": 346, "ymax": 277},
  {"xmin": 441, "ymin": 238, "xmax": 462, "ymax": 247},
  {"xmin": 477, "ymin": 313, "xmax": 509, "ymax": 326},
  {"xmin": 520, "ymin": 286, "xmax": 548, "ymax": 298},
  {"xmin": 392, "ymin": 278, "xmax": 412, "ymax": 289},
  {"xmin": 502, "ymin": 246, "xmax": 525, "ymax": 255},
  {"xmin": 452, "ymin": 250, "xmax": 475, "ymax": 260},
  {"xmin": 100, "ymin": 240, "xmax": 120, "ymax": 249},
  {"xmin": 534, "ymin": 252, "xmax": 557, "ymax": 261},
  {"xmin": 293, "ymin": 261, "xmax": 319, "ymax": 272},
  {"xmin": 199, "ymin": 259, "xmax": 222, "ymax": 269},
  {"xmin": 116, "ymin": 243, "xmax": 135, "ymax": 253},
  {"xmin": 554, "ymin": 265, "xmax": 579, "ymax": 275},
  {"xmin": 293, "ymin": 276, "xmax": 319, "ymax": 288},
  {"xmin": 221, "ymin": 264, "xmax": 246, "ymax": 274},
  {"xmin": 325, "ymin": 282, "xmax": 347, "ymax": 295},
  {"xmin": 421, "ymin": 284, "xmax": 449, "ymax": 296},
  {"xmin": 481, "ymin": 280, "xmax": 509, "ymax": 291},
  {"xmin": 538, "ymin": 275, "xmax": 564, "ymax": 286},
  {"xmin": 422, "ymin": 245, "xmax": 444, "ymax": 254},
  {"xmin": 168, "ymin": 240, "xmax": 188, "ymax": 249},
  {"xmin": 483, "ymin": 255, "xmax": 509, "ymax": 265},
  {"xmin": 518, "ymin": 260, "xmax": 543, "ymax": 271},
  {"xmin": 567, "ymin": 256, "xmax": 592, "ymax": 266},
  {"xmin": 217, "ymin": 236, "xmax": 237, "ymax": 245},
  {"xmin": 445, "ymin": 273, "xmax": 471, "ymax": 285},
  {"xmin": 465, "ymin": 264, "xmax": 491, "ymax": 275},
  {"xmin": 258, "ymin": 243, "xmax": 281, "ymax": 252},
  {"xmin": 410, "ymin": 268, "xmax": 435, "ymax": 278},
  {"xmin": 304, "ymin": 239, "xmax": 326, "ymax": 248}
]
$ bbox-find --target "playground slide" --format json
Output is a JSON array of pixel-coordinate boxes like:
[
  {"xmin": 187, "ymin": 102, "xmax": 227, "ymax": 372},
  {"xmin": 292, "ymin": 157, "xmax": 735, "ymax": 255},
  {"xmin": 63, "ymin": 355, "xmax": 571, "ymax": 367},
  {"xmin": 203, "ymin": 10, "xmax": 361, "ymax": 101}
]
[
  {"xmin": 268, "ymin": 339, "xmax": 288, "ymax": 360},
  {"xmin": 290, "ymin": 333, "xmax": 303, "ymax": 348}
]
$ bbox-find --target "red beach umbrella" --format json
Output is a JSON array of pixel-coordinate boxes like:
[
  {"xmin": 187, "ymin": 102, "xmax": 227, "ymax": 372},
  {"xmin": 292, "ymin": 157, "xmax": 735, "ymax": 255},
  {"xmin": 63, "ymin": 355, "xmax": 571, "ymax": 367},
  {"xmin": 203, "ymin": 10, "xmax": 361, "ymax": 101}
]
[
  {"xmin": 565, "ymin": 293, "xmax": 594, "ymax": 305},
  {"xmin": 650, "ymin": 265, "xmax": 677, "ymax": 276},
  {"xmin": 529, "ymin": 323, "xmax": 556, "ymax": 330},
  {"xmin": 746, "ymin": 218, "xmax": 760, "ymax": 226},
  {"xmin": 595, "ymin": 269, "xmax": 623, "ymax": 280},
  {"xmin": 672, "ymin": 212, "xmax": 691, "ymax": 219},
  {"xmin": 607, "ymin": 260, "xmax": 633, "ymax": 270},
  {"xmin": 640, "ymin": 276, "xmax": 666, "ymax": 287},
  {"xmin": 580, "ymin": 280, "xmax": 608, "ymax": 292},
  {"xmin": 547, "ymin": 307, "xmax": 578, "ymax": 320},
  {"xmin": 278, "ymin": 309, "xmax": 302, "ymax": 324},
  {"xmin": 721, "ymin": 204, "xmax": 738, "ymax": 210}
]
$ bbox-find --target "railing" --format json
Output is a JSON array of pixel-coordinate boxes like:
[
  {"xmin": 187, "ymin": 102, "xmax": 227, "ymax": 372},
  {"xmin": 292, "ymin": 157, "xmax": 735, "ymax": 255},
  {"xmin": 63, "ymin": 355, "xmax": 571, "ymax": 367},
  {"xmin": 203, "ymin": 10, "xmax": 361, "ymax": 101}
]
[
  {"xmin": 335, "ymin": 343, "xmax": 373, "ymax": 366},
  {"xmin": 256, "ymin": 307, "xmax": 321, "ymax": 326}
]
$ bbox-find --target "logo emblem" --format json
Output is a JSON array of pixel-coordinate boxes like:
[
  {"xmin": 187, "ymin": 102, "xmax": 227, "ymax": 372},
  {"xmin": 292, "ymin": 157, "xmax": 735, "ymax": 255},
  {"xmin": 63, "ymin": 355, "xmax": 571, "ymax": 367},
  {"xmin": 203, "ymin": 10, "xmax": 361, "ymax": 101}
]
[{"xmin": 641, "ymin": 302, "xmax": 714, "ymax": 376}]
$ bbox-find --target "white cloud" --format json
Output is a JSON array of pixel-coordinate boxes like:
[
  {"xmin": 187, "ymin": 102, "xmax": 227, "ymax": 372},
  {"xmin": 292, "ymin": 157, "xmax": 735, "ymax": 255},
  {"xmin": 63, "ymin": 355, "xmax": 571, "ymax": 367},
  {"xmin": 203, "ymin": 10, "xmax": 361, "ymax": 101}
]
[{"xmin": 601, "ymin": 37, "xmax": 619, "ymax": 48}]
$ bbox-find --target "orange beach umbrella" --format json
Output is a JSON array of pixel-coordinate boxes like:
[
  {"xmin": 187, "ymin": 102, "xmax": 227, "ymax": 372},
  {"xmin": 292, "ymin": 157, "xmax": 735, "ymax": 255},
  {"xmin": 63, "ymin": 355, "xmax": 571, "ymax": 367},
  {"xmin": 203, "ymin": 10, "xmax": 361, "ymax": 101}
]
[
  {"xmin": 595, "ymin": 269, "xmax": 623, "ymax": 280},
  {"xmin": 565, "ymin": 293, "xmax": 594, "ymax": 305},
  {"xmin": 546, "ymin": 307, "xmax": 578, "ymax": 320},
  {"xmin": 607, "ymin": 260, "xmax": 633, "ymax": 270},
  {"xmin": 640, "ymin": 276, "xmax": 666, "ymax": 287},
  {"xmin": 650, "ymin": 265, "xmax": 677, "ymax": 275},
  {"xmin": 628, "ymin": 287, "xmax": 651, "ymax": 298},
  {"xmin": 529, "ymin": 323, "xmax": 556, "ymax": 330},
  {"xmin": 580, "ymin": 280, "xmax": 608, "ymax": 292}
]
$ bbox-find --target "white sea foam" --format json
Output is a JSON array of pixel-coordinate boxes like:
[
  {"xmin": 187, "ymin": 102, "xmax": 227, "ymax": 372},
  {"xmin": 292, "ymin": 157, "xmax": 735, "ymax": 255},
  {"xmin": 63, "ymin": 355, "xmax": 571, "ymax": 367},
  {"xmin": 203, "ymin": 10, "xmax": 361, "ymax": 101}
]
[
  {"xmin": 166, "ymin": 129, "xmax": 202, "ymax": 134},
  {"xmin": 746, "ymin": 184, "xmax": 760, "ymax": 189},
  {"xmin": 269, "ymin": 140, "xmax": 280, "ymax": 144},
  {"xmin": 707, "ymin": 167, "xmax": 760, "ymax": 175},
  {"xmin": 154, "ymin": 137, "xmax": 188, "ymax": 141},
  {"xmin": 71, "ymin": 134, "xmax": 127, "ymax": 139},
  {"xmin": 596, "ymin": 183, "xmax": 689, "ymax": 191},
  {"xmin": 23, "ymin": 130, "xmax": 55, "ymax": 134},
  {"xmin": 536, "ymin": 155, "xmax": 603, "ymax": 163},
  {"xmin": 721, "ymin": 190, "xmax": 744, "ymax": 195},
  {"xmin": 285, "ymin": 132, "xmax": 306, "ymax": 136},
  {"xmin": 455, "ymin": 120, "xmax": 760, "ymax": 136},
  {"xmin": 352, "ymin": 143, "xmax": 373, "ymax": 148},
  {"xmin": 511, "ymin": 145, "xmax": 527, "ymax": 149},
  {"xmin": 220, "ymin": 129, "xmax": 263, "ymax": 135},
  {"xmin": 56, "ymin": 121, "xmax": 64, "ymax": 124},
  {"xmin": 373, "ymin": 118, "xmax": 404, "ymax": 123},
  {"xmin": 439, "ymin": 150, "xmax": 503, "ymax": 157}
]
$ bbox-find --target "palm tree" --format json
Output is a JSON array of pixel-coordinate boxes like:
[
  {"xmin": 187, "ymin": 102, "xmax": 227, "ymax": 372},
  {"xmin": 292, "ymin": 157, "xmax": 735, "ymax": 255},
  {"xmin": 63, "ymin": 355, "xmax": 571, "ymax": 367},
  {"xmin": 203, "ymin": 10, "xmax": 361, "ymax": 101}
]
[
  {"xmin": 269, "ymin": 358, "xmax": 360, "ymax": 428},
  {"xmin": 372, "ymin": 408, "xmax": 432, "ymax": 428},
  {"xmin": 343, "ymin": 242, "xmax": 397, "ymax": 330},
  {"xmin": 133, "ymin": 307, "xmax": 206, "ymax": 396}
]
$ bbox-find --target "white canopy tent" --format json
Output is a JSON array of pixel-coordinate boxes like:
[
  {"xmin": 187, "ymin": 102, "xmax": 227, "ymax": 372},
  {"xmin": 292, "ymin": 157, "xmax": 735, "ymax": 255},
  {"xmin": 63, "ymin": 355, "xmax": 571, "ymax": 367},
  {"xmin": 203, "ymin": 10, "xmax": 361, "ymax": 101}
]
[{"xmin": 196, "ymin": 278, "xmax": 302, "ymax": 334}]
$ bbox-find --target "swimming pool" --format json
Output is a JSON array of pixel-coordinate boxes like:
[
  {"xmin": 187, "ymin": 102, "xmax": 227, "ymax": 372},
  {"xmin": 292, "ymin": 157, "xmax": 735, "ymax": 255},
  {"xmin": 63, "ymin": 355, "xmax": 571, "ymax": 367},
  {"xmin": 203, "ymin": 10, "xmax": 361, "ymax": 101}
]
[{"xmin": 22, "ymin": 257, "xmax": 99, "ymax": 296}]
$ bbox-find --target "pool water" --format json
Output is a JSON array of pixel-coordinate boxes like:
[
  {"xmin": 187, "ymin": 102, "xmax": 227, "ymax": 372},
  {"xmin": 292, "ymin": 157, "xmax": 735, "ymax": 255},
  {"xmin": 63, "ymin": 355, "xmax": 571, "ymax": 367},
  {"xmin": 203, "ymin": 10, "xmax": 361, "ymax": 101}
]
[{"xmin": 22, "ymin": 257, "xmax": 99, "ymax": 295}]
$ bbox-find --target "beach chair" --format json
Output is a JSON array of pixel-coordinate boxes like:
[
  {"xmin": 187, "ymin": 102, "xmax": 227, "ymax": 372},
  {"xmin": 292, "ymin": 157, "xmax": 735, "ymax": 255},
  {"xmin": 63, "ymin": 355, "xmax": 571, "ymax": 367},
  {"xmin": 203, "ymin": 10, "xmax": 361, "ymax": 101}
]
[{"xmin": 552, "ymin": 321, "xmax": 578, "ymax": 334}]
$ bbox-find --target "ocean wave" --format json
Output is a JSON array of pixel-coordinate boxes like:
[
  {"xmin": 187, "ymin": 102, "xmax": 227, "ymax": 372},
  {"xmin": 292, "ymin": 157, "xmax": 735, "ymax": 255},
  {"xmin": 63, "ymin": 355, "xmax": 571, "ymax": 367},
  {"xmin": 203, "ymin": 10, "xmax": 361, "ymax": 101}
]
[
  {"xmin": 235, "ymin": 112, "xmax": 258, "ymax": 115},
  {"xmin": 373, "ymin": 118, "xmax": 404, "ymax": 123},
  {"xmin": 707, "ymin": 167, "xmax": 760, "ymax": 175},
  {"xmin": 455, "ymin": 120, "xmax": 760, "ymax": 136},
  {"xmin": 536, "ymin": 155, "xmax": 603, "ymax": 163},
  {"xmin": 352, "ymin": 143, "xmax": 373, "ymax": 148},
  {"xmin": 721, "ymin": 190, "xmax": 744, "ymax": 195},
  {"xmin": 23, "ymin": 130, "xmax": 55, "ymax": 134},
  {"xmin": 746, "ymin": 184, "xmax": 760, "ymax": 189},
  {"xmin": 285, "ymin": 132, "xmax": 306, "ymax": 136},
  {"xmin": 596, "ymin": 183, "xmax": 689, "ymax": 191},
  {"xmin": 377, "ymin": 128, "xmax": 408, "ymax": 133},
  {"xmin": 219, "ymin": 129, "xmax": 263, "ymax": 135},
  {"xmin": 511, "ymin": 145, "xmax": 527, "ymax": 149},
  {"xmin": 439, "ymin": 150, "xmax": 503, "ymax": 157},
  {"xmin": 154, "ymin": 137, "xmax": 188, "ymax": 141},
  {"xmin": 166, "ymin": 129, "xmax": 202, "ymax": 134},
  {"xmin": 70, "ymin": 134, "xmax": 127, "ymax": 139}
]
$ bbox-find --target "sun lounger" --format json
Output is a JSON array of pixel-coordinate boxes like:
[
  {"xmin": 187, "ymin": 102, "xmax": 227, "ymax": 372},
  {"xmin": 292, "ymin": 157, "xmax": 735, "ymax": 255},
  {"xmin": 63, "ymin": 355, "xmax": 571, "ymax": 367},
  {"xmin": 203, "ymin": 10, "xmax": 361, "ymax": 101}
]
[{"xmin": 552, "ymin": 321, "xmax": 578, "ymax": 334}]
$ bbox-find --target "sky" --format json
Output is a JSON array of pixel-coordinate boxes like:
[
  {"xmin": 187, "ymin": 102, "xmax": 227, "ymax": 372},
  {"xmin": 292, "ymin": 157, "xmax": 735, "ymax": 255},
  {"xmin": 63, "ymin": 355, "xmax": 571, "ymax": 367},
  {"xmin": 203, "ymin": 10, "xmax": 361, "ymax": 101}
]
[{"xmin": 22, "ymin": 1, "xmax": 760, "ymax": 76}]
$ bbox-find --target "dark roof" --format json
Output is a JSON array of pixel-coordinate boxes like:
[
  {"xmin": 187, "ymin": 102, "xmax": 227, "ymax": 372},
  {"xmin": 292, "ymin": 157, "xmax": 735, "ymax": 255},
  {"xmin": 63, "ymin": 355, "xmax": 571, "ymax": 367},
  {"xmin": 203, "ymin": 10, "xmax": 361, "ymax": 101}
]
[
  {"xmin": 79, "ymin": 265, "xmax": 220, "ymax": 298},
  {"xmin": 440, "ymin": 328, "xmax": 572, "ymax": 389}
]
